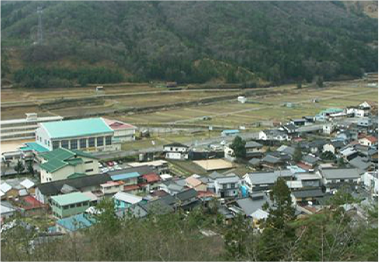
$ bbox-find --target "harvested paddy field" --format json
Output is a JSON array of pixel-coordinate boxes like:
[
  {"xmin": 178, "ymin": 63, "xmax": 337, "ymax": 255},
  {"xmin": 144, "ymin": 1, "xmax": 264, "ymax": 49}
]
[
  {"xmin": 117, "ymin": 80, "xmax": 377, "ymax": 129},
  {"xmin": 2, "ymin": 80, "xmax": 377, "ymax": 130}
]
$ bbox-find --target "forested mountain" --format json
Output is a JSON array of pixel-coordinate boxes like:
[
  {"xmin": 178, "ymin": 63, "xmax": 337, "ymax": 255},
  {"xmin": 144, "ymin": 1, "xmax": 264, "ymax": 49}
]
[{"xmin": 1, "ymin": 1, "xmax": 377, "ymax": 87}]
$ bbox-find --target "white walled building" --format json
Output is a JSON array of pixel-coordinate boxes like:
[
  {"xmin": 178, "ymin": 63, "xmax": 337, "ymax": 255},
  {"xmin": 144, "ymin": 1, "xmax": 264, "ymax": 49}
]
[
  {"xmin": 39, "ymin": 148, "xmax": 99, "ymax": 183},
  {"xmin": 35, "ymin": 118, "xmax": 120, "ymax": 152},
  {"xmin": 0, "ymin": 113, "xmax": 63, "ymax": 141},
  {"xmin": 361, "ymin": 171, "xmax": 378, "ymax": 197},
  {"xmin": 163, "ymin": 143, "xmax": 189, "ymax": 160},
  {"xmin": 103, "ymin": 118, "xmax": 137, "ymax": 142}
]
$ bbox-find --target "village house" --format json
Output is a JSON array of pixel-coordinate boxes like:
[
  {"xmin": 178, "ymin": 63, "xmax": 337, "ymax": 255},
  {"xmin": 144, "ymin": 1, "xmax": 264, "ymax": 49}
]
[
  {"xmin": 108, "ymin": 170, "xmax": 139, "ymax": 189},
  {"xmin": 243, "ymin": 170, "xmax": 293, "ymax": 192},
  {"xmin": 258, "ymin": 129, "xmax": 290, "ymax": 141},
  {"xmin": 358, "ymin": 101, "xmax": 372, "ymax": 115},
  {"xmin": 282, "ymin": 123, "xmax": 298, "ymax": 135},
  {"xmin": 361, "ymin": 171, "xmax": 378, "ymax": 198},
  {"xmin": 245, "ymin": 141, "xmax": 264, "ymax": 158},
  {"xmin": 346, "ymin": 107, "xmax": 365, "ymax": 118},
  {"xmin": 214, "ymin": 174, "xmax": 241, "ymax": 198},
  {"xmin": 113, "ymin": 192, "xmax": 146, "ymax": 210},
  {"xmin": 294, "ymin": 173, "xmax": 322, "ymax": 188},
  {"xmin": 349, "ymin": 156, "xmax": 373, "ymax": 171},
  {"xmin": 322, "ymin": 140, "xmax": 346, "ymax": 154},
  {"xmin": 1, "ymin": 202, "xmax": 17, "ymax": 222},
  {"xmin": 185, "ymin": 175, "xmax": 207, "ymax": 191},
  {"xmin": 301, "ymin": 154, "xmax": 319, "ymax": 168},
  {"xmin": 318, "ymin": 167, "xmax": 363, "ymax": 192},
  {"xmin": 50, "ymin": 192, "xmax": 91, "ymax": 218},
  {"xmin": 357, "ymin": 118, "xmax": 372, "ymax": 128},
  {"xmin": 290, "ymin": 118, "xmax": 306, "ymax": 127},
  {"xmin": 322, "ymin": 124, "xmax": 335, "ymax": 135},
  {"xmin": 56, "ymin": 212, "xmax": 96, "ymax": 234},
  {"xmin": 291, "ymin": 189, "xmax": 324, "ymax": 205},
  {"xmin": 340, "ymin": 146, "xmax": 359, "ymax": 161},
  {"xmin": 174, "ymin": 188, "xmax": 200, "ymax": 210},
  {"xmin": 100, "ymin": 181, "xmax": 124, "ymax": 195},
  {"xmin": 35, "ymin": 173, "xmax": 111, "ymax": 204},
  {"xmin": 359, "ymin": 136, "xmax": 378, "ymax": 147},
  {"xmin": 233, "ymin": 192, "xmax": 271, "ymax": 221}
]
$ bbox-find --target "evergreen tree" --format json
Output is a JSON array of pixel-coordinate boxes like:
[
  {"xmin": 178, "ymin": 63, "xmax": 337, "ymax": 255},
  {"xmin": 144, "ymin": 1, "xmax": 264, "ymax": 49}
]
[
  {"xmin": 316, "ymin": 76, "xmax": 324, "ymax": 87},
  {"xmin": 259, "ymin": 178, "xmax": 296, "ymax": 261},
  {"xmin": 27, "ymin": 161, "xmax": 35, "ymax": 176},
  {"xmin": 14, "ymin": 160, "xmax": 25, "ymax": 175},
  {"xmin": 293, "ymin": 145, "xmax": 303, "ymax": 163},
  {"xmin": 1, "ymin": 50, "xmax": 10, "ymax": 78},
  {"xmin": 230, "ymin": 136, "xmax": 246, "ymax": 159}
]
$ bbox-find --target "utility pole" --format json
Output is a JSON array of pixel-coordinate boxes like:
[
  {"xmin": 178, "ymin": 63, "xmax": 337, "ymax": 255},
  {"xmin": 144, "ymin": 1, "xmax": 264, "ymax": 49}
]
[{"xmin": 37, "ymin": 7, "xmax": 43, "ymax": 44}]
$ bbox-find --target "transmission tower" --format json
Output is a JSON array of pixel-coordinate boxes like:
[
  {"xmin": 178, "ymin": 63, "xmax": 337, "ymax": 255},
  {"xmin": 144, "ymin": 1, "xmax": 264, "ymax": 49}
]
[{"xmin": 37, "ymin": 7, "xmax": 43, "ymax": 44}]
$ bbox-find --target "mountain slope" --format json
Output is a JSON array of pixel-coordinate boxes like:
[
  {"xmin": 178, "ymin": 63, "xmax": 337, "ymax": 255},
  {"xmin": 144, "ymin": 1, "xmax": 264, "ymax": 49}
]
[{"xmin": 1, "ymin": 1, "xmax": 377, "ymax": 87}]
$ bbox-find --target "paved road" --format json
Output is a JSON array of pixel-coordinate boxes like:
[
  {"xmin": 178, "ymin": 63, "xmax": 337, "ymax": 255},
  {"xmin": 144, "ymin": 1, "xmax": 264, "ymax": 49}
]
[
  {"xmin": 1, "ymin": 87, "xmax": 261, "ymax": 108},
  {"xmin": 93, "ymin": 131, "xmax": 260, "ymax": 160}
]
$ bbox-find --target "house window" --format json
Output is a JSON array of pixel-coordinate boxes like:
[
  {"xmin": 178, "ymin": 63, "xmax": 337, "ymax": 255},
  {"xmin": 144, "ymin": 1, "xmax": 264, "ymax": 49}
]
[
  {"xmin": 88, "ymin": 137, "xmax": 95, "ymax": 147},
  {"xmin": 70, "ymin": 139, "xmax": 78, "ymax": 150},
  {"xmin": 61, "ymin": 140, "xmax": 69, "ymax": 149},
  {"xmin": 223, "ymin": 184, "xmax": 227, "ymax": 189},
  {"xmin": 231, "ymin": 183, "xmax": 235, "ymax": 189},
  {"xmin": 63, "ymin": 206, "xmax": 68, "ymax": 210},
  {"xmin": 76, "ymin": 203, "xmax": 82, "ymax": 207},
  {"xmin": 85, "ymin": 160, "xmax": 93, "ymax": 164},
  {"xmin": 48, "ymin": 141, "xmax": 50, "ymax": 147},
  {"xmin": 349, "ymin": 179, "xmax": 354, "ymax": 183},
  {"xmin": 105, "ymin": 136, "xmax": 112, "ymax": 145},
  {"xmin": 70, "ymin": 204, "xmax": 75, "ymax": 208},
  {"xmin": 53, "ymin": 141, "xmax": 59, "ymax": 149},
  {"xmin": 85, "ymin": 169, "xmax": 94, "ymax": 173},
  {"xmin": 97, "ymin": 137, "xmax": 104, "ymax": 147},
  {"xmin": 80, "ymin": 138, "xmax": 87, "ymax": 149}
]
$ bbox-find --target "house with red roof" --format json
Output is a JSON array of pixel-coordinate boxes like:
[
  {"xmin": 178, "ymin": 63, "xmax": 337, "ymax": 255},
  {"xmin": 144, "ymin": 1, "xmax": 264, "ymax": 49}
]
[
  {"xmin": 359, "ymin": 136, "xmax": 378, "ymax": 147},
  {"xmin": 102, "ymin": 118, "xmax": 137, "ymax": 142}
]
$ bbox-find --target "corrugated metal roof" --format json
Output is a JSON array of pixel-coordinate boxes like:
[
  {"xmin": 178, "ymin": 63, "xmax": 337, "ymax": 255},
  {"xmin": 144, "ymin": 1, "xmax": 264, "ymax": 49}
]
[
  {"xmin": 40, "ymin": 118, "xmax": 113, "ymax": 139},
  {"xmin": 51, "ymin": 192, "xmax": 91, "ymax": 206},
  {"xmin": 56, "ymin": 213, "xmax": 95, "ymax": 232},
  {"xmin": 39, "ymin": 148, "xmax": 96, "ymax": 173},
  {"xmin": 19, "ymin": 142, "xmax": 49, "ymax": 153},
  {"xmin": 320, "ymin": 168, "xmax": 362, "ymax": 180},
  {"xmin": 114, "ymin": 192, "xmax": 143, "ymax": 204},
  {"xmin": 111, "ymin": 172, "xmax": 140, "ymax": 181}
]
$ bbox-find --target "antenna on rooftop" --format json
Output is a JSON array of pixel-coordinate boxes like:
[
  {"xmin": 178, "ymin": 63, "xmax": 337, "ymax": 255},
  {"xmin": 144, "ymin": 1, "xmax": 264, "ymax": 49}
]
[{"xmin": 37, "ymin": 6, "xmax": 43, "ymax": 44}]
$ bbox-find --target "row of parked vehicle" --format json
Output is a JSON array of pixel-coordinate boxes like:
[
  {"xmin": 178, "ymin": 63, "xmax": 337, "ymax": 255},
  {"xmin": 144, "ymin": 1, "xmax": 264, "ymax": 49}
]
[{"xmin": 99, "ymin": 160, "xmax": 124, "ymax": 173}]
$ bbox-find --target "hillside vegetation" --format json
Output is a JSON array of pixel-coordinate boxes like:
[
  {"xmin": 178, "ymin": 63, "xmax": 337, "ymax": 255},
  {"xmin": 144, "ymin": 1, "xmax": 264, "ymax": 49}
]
[{"xmin": 1, "ymin": 1, "xmax": 377, "ymax": 87}]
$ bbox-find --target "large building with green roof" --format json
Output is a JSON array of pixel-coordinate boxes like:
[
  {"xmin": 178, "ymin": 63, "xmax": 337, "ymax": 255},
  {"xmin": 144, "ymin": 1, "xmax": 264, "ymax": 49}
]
[
  {"xmin": 35, "ymin": 118, "xmax": 121, "ymax": 152},
  {"xmin": 39, "ymin": 148, "xmax": 99, "ymax": 183},
  {"xmin": 50, "ymin": 192, "xmax": 91, "ymax": 218}
]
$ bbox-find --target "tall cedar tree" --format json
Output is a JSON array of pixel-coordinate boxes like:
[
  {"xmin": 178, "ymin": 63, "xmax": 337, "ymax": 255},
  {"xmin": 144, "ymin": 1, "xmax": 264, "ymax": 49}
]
[
  {"xmin": 14, "ymin": 160, "xmax": 25, "ymax": 175},
  {"xmin": 293, "ymin": 145, "xmax": 303, "ymax": 163},
  {"xmin": 259, "ymin": 178, "xmax": 296, "ymax": 261},
  {"xmin": 230, "ymin": 136, "xmax": 246, "ymax": 159}
]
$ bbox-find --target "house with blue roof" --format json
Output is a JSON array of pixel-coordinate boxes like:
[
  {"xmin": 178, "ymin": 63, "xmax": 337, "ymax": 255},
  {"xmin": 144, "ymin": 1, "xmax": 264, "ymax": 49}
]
[
  {"xmin": 35, "ymin": 117, "xmax": 120, "ymax": 152},
  {"xmin": 56, "ymin": 213, "xmax": 96, "ymax": 234}
]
